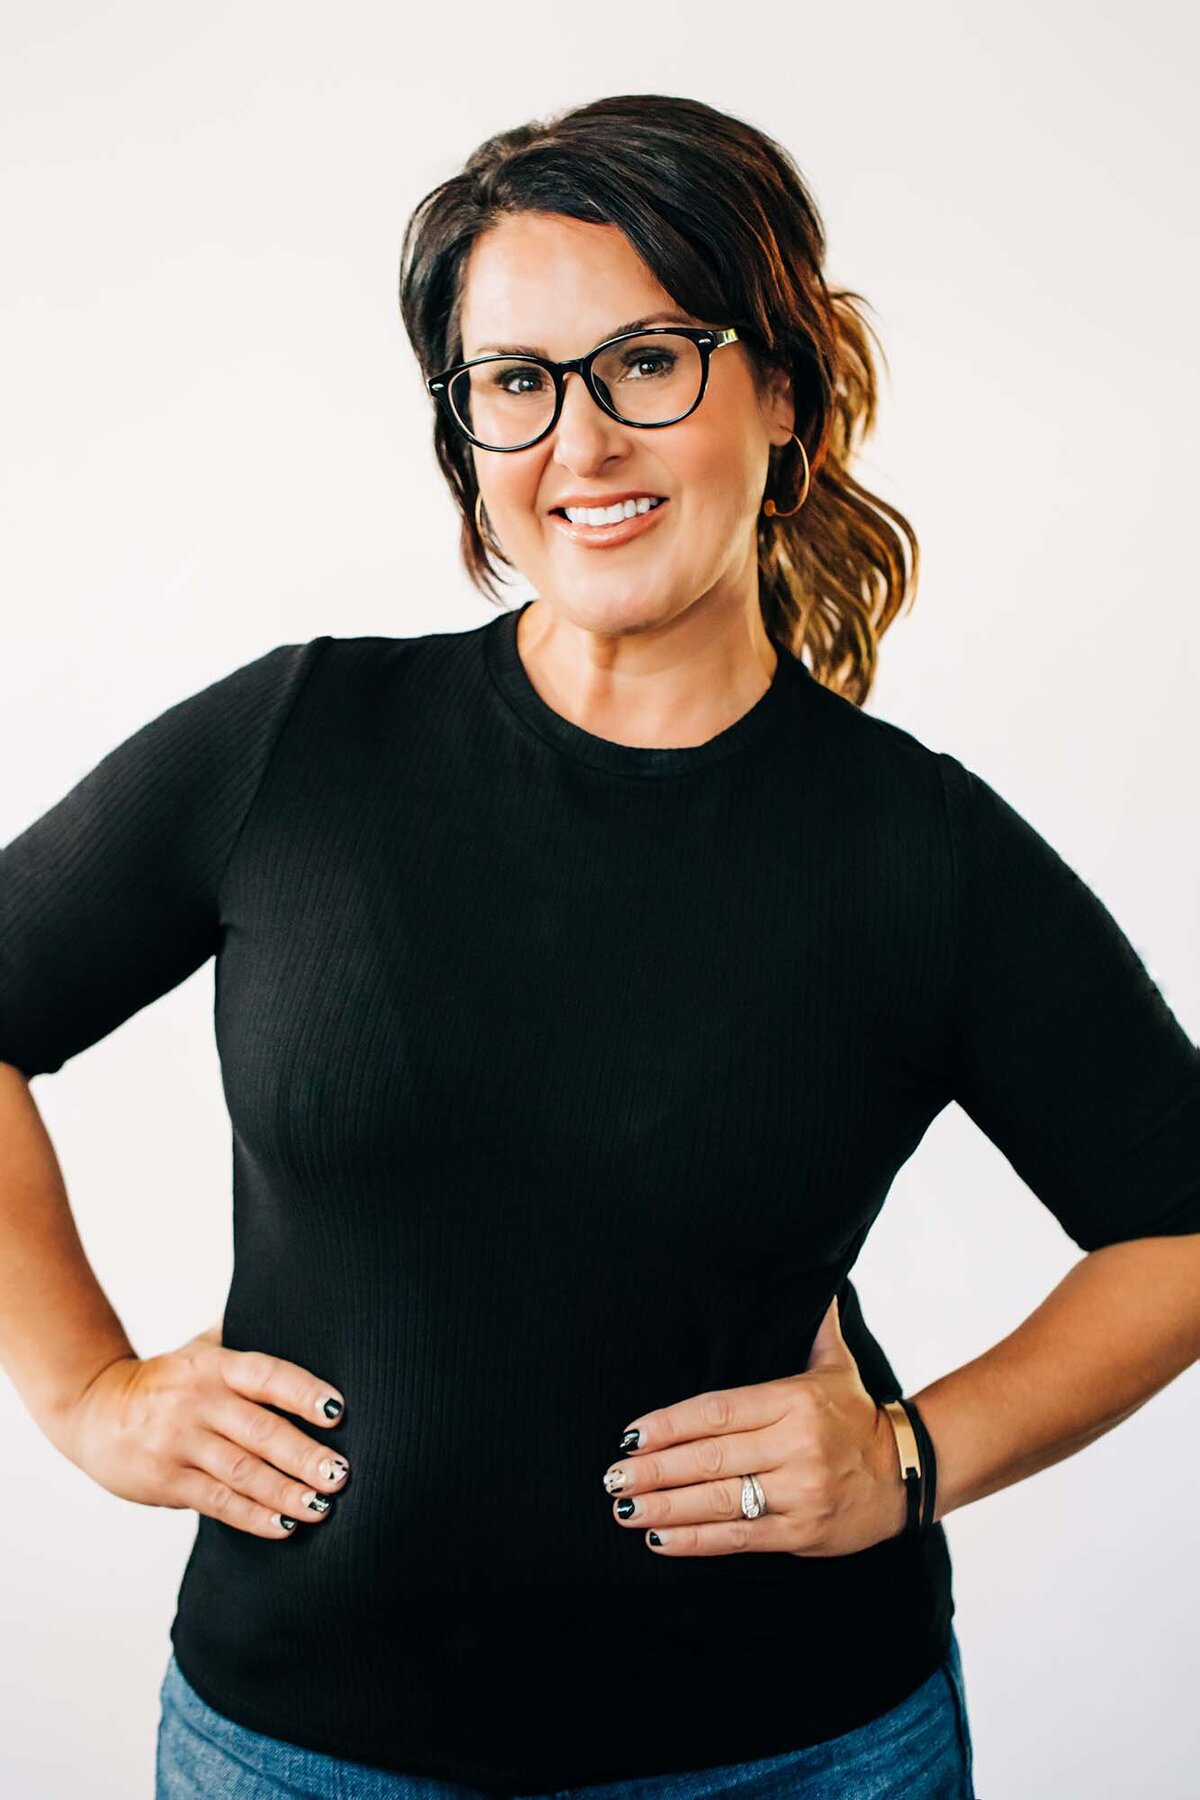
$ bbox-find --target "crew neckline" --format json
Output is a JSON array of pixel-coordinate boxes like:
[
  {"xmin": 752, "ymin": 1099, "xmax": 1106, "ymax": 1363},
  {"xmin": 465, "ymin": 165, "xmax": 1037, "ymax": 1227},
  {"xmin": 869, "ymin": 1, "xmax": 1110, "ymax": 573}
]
[{"xmin": 484, "ymin": 600, "xmax": 807, "ymax": 778}]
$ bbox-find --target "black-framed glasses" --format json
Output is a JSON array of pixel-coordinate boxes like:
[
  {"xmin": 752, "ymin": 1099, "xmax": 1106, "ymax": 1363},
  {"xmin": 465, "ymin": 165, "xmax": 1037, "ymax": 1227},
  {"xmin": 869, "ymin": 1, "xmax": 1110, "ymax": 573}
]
[{"xmin": 426, "ymin": 325, "xmax": 742, "ymax": 453}]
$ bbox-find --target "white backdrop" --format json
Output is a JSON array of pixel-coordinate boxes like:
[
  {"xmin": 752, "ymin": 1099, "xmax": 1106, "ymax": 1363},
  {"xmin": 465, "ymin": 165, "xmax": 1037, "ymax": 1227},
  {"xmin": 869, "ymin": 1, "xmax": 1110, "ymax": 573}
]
[{"xmin": 1, "ymin": 4, "xmax": 1197, "ymax": 1796}]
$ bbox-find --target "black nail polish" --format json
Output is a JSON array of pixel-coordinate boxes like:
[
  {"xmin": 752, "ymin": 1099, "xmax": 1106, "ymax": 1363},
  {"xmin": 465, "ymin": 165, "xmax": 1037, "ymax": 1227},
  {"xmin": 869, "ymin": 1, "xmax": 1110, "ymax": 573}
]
[
  {"xmin": 279, "ymin": 1516, "xmax": 297, "ymax": 1531},
  {"xmin": 616, "ymin": 1498, "xmax": 636, "ymax": 1519},
  {"xmin": 322, "ymin": 1397, "xmax": 343, "ymax": 1420},
  {"xmin": 306, "ymin": 1493, "xmax": 331, "ymax": 1513},
  {"xmin": 619, "ymin": 1428, "xmax": 641, "ymax": 1453},
  {"xmin": 648, "ymin": 1531, "xmax": 663, "ymax": 1546}
]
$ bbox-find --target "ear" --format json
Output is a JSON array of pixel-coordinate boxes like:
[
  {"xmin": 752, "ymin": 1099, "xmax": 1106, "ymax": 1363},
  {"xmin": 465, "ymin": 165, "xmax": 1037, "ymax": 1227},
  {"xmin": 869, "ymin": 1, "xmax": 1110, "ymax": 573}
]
[{"xmin": 761, "ymin": 360, "xmax": 796, "ymax": 446}]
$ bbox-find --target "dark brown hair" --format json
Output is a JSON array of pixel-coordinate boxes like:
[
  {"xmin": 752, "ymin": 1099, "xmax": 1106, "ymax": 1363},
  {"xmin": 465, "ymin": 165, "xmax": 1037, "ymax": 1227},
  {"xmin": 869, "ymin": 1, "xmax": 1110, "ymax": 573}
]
[{"xmin": 398, "ymin": 93, "xmax": 918, "ymax": 705}]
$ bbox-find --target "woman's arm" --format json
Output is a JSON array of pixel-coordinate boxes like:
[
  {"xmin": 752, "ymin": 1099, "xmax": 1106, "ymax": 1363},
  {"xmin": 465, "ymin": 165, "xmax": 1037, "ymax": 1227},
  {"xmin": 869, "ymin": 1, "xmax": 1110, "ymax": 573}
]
[
  {"xmin": 912, "ymin": 1232, "xmax": 1200, "ymax": 1522},
  {"xmin": 0, "ymin": 1061, "xmax": 136, "ymax": 1443}
]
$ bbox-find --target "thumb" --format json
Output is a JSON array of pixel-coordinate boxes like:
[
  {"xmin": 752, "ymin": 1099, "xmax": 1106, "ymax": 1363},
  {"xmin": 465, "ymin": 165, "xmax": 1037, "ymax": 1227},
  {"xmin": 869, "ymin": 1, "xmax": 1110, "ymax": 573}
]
[{"xmin": 805, "ymin": 1293, "xmax": 854, "ymax": 1372}]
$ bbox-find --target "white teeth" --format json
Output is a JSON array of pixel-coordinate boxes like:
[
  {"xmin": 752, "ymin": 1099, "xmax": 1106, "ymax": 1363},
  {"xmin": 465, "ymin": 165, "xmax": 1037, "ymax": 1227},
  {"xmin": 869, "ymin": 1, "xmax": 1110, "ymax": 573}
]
[{"xmin": 563, "ymin": 497, "xmax": 663, "ymax": 526}]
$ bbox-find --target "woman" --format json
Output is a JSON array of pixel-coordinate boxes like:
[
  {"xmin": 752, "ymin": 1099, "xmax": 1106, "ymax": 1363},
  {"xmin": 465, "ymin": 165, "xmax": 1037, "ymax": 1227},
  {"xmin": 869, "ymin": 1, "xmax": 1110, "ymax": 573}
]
[{"xmin": 1, "ymin": 92, "xmax": 1197, "ymax": 1800}]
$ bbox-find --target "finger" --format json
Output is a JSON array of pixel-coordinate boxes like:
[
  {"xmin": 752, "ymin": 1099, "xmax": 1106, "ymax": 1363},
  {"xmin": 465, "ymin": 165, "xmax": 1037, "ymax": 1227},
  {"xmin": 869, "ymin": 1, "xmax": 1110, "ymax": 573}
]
[
  {"xmin": 611, "ymin": 1470, "xmax": 782, "ymax": 1533},
  {"xmin": 603, "ymin": 1416, "xmax": 787, "ymax": 1500},
  {"xmin": 196, "ymin": 1427, "xmax": 338, "ymax": 1528},
  {"xmin": 169, "ymin": 1465, "xmax": 307, "ymax": 1540},
  {"xmin": 641, "ymin": 1512, "xmax": 803, "ymax": 1557},
  {"xmin": 619, "ymin": 1380, "xmax": 788, "ymax": 1461},
  {"xmin": 206, "ymin": 1391, "xmax": 351, "ymax": 1497},
  {"xmin": 217, "ymin": 1346, "xmax": 345, "ymax": 1428}
]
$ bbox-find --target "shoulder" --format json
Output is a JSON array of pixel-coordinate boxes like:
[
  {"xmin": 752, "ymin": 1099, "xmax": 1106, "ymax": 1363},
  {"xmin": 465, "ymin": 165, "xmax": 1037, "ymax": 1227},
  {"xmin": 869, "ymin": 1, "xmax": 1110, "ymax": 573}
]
[
  {"xmin": 301, "ymin": 620, "xmax": 489, "ymax": 699},
  {"xmin": 793, "ymin": 664, "xmax": 940, "ymax": 763},
  {"xmin": 790, "ymin": 664, "xmax": 955, "ymax": 826},
  {"xmin": 787, "ymin": 670, "xmax": 1062, "ymax": 870}
]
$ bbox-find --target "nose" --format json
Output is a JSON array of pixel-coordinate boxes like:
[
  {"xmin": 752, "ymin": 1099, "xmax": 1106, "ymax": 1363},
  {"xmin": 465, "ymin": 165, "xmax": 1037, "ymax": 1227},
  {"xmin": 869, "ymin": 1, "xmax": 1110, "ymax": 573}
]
[{"xmin": 550, "ymin": 368, "xmax": 630, "ymax": 467}]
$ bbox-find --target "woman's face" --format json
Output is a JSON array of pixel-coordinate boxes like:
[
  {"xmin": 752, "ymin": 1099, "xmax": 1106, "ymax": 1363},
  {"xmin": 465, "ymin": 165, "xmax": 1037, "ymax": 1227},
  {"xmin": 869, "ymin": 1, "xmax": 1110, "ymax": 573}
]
[{"xmin": 456, "ymin": 212, "xmax": 794, "ymax": 638}]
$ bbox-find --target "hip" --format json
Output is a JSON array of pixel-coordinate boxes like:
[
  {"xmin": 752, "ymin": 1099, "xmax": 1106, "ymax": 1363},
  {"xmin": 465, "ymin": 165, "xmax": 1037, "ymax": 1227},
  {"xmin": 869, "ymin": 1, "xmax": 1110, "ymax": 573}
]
[{"xmin": 155, "ymin": 1626, "xmax": 975, "ymax": 1799}]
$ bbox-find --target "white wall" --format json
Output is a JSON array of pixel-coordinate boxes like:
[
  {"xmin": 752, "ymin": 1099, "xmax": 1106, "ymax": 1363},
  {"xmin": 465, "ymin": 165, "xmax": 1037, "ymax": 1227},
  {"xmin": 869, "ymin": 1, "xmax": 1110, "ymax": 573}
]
[{"xmin": 1, "ymin": 4, "xmax": 1197, "ymax": 1795}]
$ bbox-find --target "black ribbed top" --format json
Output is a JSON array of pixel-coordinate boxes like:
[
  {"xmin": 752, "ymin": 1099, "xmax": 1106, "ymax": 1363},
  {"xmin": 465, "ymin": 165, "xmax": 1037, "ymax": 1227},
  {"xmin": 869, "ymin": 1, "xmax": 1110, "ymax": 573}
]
[{"xmin": 3, "ymin": 601, "xmax": 1198, "ymax": 1793}]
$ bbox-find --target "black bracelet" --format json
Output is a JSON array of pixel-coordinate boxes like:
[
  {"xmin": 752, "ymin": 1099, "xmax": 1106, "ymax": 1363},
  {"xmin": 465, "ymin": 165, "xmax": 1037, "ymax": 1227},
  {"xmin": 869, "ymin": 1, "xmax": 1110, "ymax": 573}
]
[
  {"xmin": 882, "ymin": 1399, "xmax": 923, "ymax": 1540},
  {"xmin": 900, "ymin": 1451, "xmax": 922, "ymax": 1540},
  {"xmin": 896, "ymin": 1396, "xmax": 938, "ymax": 1536}
]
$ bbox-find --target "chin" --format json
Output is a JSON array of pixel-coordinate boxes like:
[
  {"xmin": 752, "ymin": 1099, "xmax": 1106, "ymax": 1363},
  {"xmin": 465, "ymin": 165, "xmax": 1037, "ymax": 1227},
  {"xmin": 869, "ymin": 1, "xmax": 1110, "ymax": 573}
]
[{"xmin": 536, "ymin": 586, "xmax": 694, "ymax": 638}]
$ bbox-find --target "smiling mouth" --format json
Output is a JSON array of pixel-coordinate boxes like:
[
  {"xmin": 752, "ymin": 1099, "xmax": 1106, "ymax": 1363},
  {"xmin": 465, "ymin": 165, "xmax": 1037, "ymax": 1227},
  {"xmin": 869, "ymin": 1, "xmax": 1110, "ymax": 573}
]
[
  {"xmin": 547, "ymin": 498, "xmax": 671, "ymax": 547},
  {"xmin": 550, "ymin": 498, "xmax": 668, "ymax": 524}
]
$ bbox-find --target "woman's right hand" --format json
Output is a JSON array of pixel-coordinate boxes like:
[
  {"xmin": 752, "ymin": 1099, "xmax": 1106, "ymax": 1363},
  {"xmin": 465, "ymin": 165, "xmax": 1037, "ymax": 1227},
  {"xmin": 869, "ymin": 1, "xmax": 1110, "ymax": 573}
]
[{"xmin": 51, "ymin": 1323, "xmax": 349, "ymax": 1538}]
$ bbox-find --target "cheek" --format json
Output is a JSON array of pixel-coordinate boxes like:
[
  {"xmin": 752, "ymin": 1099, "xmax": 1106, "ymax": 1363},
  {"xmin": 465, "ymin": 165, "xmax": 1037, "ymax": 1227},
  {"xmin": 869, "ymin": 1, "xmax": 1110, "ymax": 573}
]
[
  {"xmin": 486, "ymin": 472, "xmax": 544, "ymax": 545},
  {"xmin": 674, "ymin": 417, "xmax": 762, "ymax": 508}
]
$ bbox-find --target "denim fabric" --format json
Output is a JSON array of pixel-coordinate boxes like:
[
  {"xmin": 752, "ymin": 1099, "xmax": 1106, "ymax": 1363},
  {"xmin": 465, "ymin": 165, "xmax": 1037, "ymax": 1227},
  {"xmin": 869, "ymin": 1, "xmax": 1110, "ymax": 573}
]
[{"xmin": 156, "ymin": 1630, "xmax": 975, "ymax": 1800}]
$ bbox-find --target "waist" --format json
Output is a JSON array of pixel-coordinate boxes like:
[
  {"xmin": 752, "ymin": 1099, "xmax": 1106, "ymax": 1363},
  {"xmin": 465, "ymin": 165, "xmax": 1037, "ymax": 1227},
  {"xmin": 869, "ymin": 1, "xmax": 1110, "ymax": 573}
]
[{"xmin": 170, "ymin": 1470, "xmax": 955, "ymax": 1788}]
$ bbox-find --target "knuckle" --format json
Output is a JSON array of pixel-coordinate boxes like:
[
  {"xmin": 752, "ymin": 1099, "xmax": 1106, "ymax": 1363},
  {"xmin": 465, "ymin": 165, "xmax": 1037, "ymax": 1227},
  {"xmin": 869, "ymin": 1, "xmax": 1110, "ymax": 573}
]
[
  {"xmin": 232, "ymin": 1348, "xmax": 275, "ymax": 1390},
  {"xmin": 805, "ymin": 1461, "xmax": 836, "ymax": 1507},
  {"xmin": 695, "ymin": 1437, "xmax": 725, "ymax": 1477},
  {"xmin": 191, "ymin": 1335, "xmax": 224, "ymax": 1373},
  {"xmin": 699, "ymin": 1392, "xmax": 733, "ymax": 1431},
  {"xmin": 159, "ymin": 1467, "xmax": 189, "ymax": 1510},
  {"xmin": 225, "ymin": 1449, "xmax": 258, "ymax": 1488},
  {"xmin": 146, "ymin": 1434, "xmax": 181, "ymax": 1480},
  {"xmin": 205, "ymin": 1477, "xmax": 236, "ymax": 1519},
  {"xmin": 244, "ymin": 1406, "xmax": 281, "ymax": 1447},
  {"xmin": 153, "ymin": 1466, "xmax": 185, "ymax": 1506}
]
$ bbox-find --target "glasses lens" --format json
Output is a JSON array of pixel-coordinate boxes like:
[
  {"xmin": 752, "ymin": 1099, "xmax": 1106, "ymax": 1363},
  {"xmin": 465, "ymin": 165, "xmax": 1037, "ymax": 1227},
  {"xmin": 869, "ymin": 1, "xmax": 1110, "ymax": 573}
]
[
  {"xmin": 447, "ymin": 333, "xmax": 705, "ymax": 448},
  {"xmin": 591, "ymin": 332, "xmax": 703, "ymax": 426},
  {"xmin": 449, "ymin": 358, "xmax": 557, "ymax": 450}
]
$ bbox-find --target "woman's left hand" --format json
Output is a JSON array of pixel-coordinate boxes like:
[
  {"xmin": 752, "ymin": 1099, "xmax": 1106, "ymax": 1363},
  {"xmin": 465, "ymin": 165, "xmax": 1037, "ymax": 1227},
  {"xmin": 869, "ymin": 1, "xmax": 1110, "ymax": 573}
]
[{"xmin": 602, "ymin": 1295, "xmax": 909, "ymax": 1558}]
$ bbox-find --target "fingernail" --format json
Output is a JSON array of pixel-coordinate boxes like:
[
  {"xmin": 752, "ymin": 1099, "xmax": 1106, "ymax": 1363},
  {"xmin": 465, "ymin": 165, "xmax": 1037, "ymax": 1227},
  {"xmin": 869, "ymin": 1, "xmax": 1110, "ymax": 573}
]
[
  {"xmin": 603, "ymin": 1467, "xmax": 626, "ymax": 1494},
  {"xmin": 616, "ymin": 1498, "xmax": 637, "ymax": 1519},
  {"xmin": 648, "ymin": 1531, "xmax": 666, "ymax": 1547},
  {"xmin": 302, "ymin": 1491, "xmax": 331, "ymax": 1513},
  {"xmin": 619, "ymin": 1428, "xmax": 641, "ymax": 1453},
  {"xmin": 319, "ymin": 1457, "xmax": 349, "ymax": 1483},
  {"xmin": 320, "ymin": 1395, "xmax": 343, "ymax": 1420},
  {"xmin": 275, "ymin": 1515, "xmax": 297, "ymax": 1532}
]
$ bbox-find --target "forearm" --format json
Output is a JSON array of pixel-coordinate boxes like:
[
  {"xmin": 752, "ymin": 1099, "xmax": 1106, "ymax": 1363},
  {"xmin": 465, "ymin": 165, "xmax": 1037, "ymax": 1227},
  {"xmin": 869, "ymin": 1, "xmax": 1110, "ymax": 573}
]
[
  {"xmin": 0, "ymin": 1062, "xmax": 136, "ymax": 1437},
  {"xmin": 910, "ymin": 1233, "xmax": 1200, "ymax": 1522}
]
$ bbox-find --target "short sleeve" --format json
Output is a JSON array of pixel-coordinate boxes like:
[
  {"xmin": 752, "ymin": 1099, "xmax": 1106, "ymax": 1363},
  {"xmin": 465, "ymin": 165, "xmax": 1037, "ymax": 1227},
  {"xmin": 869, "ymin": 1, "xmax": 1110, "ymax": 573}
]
[
  {"xmin": 0, "ymin": 638, "xmax": 324, "ymax": 1080},
  {"xmin": 938, "ymin": 752, "xmax": 1200, "ymax": 1251}
]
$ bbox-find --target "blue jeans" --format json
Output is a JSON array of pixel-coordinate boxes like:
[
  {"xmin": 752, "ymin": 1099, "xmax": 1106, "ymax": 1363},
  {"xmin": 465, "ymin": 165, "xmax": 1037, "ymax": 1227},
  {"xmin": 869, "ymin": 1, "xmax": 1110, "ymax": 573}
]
[{"xmin": 156, "ymin": 1631, "xmax": 976, "ymax": 1799}]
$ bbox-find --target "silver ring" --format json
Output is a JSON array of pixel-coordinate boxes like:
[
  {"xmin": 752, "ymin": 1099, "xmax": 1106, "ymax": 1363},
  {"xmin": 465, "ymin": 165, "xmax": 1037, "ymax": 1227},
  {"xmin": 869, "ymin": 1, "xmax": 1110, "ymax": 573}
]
[{"xmin": 740, "ymin": 1474, "xmax": 767, "ymax": 1519}]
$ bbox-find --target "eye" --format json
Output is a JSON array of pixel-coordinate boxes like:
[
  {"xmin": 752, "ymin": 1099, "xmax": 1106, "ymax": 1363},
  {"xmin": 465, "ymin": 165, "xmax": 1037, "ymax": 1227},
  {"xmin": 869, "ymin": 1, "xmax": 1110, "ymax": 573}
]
[
  {"xmin": 489, "ymin": 363, "xmax": 551, "ymax": 397},
  {"xmin": 621, "ymin": 351, "xmax": 676, "ymax": 380}
]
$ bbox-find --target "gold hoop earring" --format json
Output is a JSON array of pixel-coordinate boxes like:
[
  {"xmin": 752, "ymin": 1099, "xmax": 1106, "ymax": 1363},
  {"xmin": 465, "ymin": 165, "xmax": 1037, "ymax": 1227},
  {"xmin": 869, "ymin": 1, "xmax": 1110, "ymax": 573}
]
[
  {"xmin": 474, "ymin": 488, "xmax": 506, "ymax": 557},
  {"xmin": 761, "ymin": 433, "xmax": 811, "ymax": 518}
]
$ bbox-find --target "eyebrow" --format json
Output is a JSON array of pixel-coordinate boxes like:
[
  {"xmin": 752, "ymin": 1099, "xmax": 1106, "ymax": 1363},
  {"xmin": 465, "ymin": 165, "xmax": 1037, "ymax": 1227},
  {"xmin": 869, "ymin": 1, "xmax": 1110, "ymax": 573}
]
[{"xmin": 465, "ymin": 312, "xmax": 698, "ymax": 359}]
